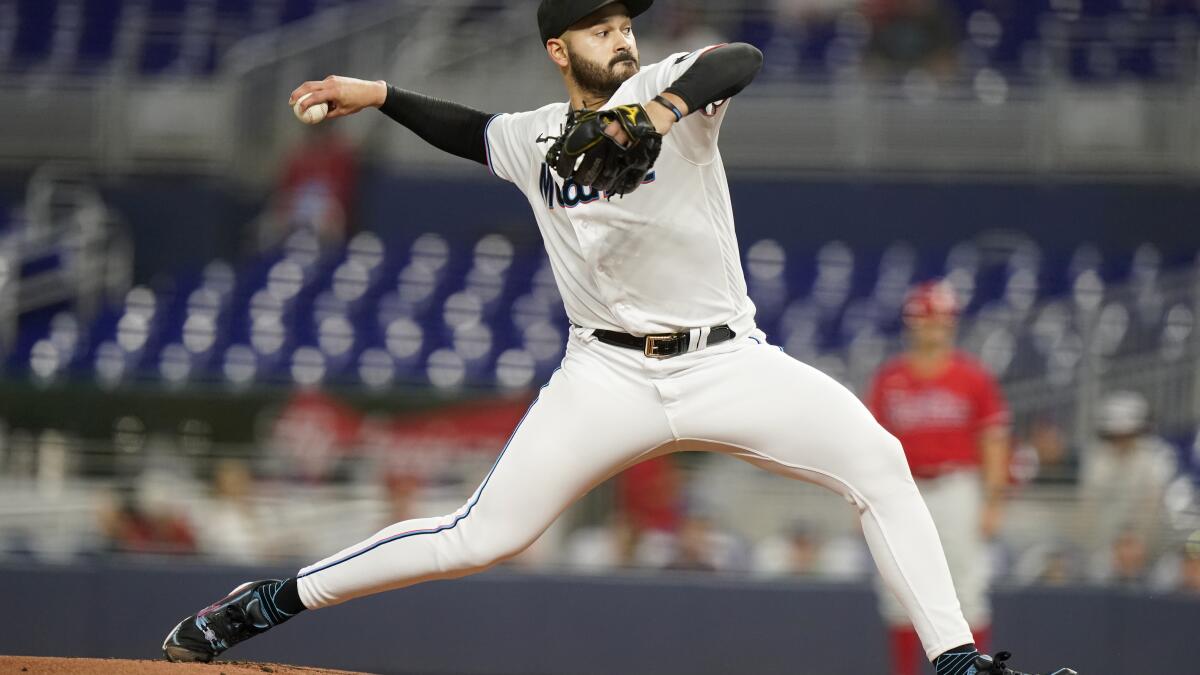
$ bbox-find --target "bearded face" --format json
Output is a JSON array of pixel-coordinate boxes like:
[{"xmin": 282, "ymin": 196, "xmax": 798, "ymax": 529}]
[{"xmin": 566, "ymin": 43, "xmax": 639, "ymax": 100}]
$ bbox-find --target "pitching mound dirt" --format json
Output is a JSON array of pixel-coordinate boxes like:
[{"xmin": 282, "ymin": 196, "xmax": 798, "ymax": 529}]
[{"xmin": 0, "ymin": 656, "xmax": 371, "ymax": 675}]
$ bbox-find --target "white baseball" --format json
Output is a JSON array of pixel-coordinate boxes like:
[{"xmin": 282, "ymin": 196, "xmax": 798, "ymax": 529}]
[{"xmin": 293, "ymin": 92, "xmax": 328, "ymax": 125}]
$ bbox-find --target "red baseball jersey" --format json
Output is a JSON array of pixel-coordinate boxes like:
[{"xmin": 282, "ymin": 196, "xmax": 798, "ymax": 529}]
[{"xmin": 867, "ymin": 351, "xmax": 1009, "ymax": 478}]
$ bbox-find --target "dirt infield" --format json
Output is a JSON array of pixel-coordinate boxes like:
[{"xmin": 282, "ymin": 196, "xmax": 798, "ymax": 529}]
[{"xmin": 0, "ymin": 657, "xmax": 372, "ymax": 675}]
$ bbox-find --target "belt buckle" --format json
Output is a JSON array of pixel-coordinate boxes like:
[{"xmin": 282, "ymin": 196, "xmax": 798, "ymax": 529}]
[{"xmin": 644, "ymin": 334, "xmax": 679, "ymax": 359}]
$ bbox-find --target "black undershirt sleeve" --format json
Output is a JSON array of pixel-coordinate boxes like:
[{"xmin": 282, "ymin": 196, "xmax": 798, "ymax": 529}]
[
  {"xmin": 378, "ymin": 85, "xmax": 491, "ymax": 166},
  {"xmin": 662, "ymin": 43, "xmax": 764, "ymax": 115}
]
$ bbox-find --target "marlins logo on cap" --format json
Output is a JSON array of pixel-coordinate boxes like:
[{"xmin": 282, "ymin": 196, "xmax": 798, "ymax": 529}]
[{"xmin": 537, "ymin": 0, "xmax": 654, "ymax": 44}]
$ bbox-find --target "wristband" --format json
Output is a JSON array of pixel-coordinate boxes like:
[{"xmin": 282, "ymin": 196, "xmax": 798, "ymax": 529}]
[{"xmin": 652, "ymin": 95, "xmax": 684, "ymax": 122}]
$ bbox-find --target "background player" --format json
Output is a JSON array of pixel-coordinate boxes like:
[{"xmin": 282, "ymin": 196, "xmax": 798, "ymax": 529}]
[
  {"xmin": 162, "ymin": 2, "xmax": 1073, "ymax": 673},
  {"xmin": 867, "ymin": 280, "xmax": 1011, "ymax": 675}
]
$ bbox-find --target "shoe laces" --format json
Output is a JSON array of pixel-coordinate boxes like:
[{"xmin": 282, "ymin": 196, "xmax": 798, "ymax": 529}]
[
  {"xmin": 976, "ymin": 651, "xmax": 1021, "ymax": 675},
  {"xmin": 206, "ymin": 591, "xmax": 266, "ymax": 642}
]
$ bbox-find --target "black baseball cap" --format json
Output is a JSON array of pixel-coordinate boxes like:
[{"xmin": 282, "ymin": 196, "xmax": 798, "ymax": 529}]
[{"xmin": 537, "ymin": 0, "xmax": 654, "ymax": 44}]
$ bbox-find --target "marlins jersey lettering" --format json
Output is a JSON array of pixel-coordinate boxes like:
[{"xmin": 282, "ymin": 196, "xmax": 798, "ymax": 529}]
[{"xmin": 483, "ymin": 45, "xmax": 755, "ymax": 337}]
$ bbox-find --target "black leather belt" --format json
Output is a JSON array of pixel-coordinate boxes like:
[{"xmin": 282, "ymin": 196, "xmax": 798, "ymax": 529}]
[{"xmin": 592, "ymin": 325, "xmax": 736, "ymax": 359}]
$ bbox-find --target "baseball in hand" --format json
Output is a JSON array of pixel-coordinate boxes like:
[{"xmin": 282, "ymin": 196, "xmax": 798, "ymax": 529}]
[{"xmin": 293, "ymin": 92, "xmax": 328, "ymax": 125}]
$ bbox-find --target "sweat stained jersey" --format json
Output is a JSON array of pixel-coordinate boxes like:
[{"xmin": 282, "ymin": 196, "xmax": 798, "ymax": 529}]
[{"xmin": 483, "ymin": 46, "xmax": 756, "ymax": 337}]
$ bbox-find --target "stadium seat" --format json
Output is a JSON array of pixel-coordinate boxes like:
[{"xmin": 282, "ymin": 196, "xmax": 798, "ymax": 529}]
[
  {"xmin": 13, "ymin": 0, "xmax": 58, "ymax": 67},
  {"xmin": 15, "ymin": 226, "xmax": 1197, "ymax": 391},
  {"xmin": 7, "ymin": 2, "xmax": 1200, "ymax": 81}
]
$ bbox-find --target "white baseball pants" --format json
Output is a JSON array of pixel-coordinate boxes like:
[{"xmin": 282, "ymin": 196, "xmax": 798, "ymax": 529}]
[
  {"xmin": 878, "ymin": 471, "xmax": 990, "ymax": 629},
  {"xmin": 296, "ymin": 328, "xmax": 974, "ymax": 660}
]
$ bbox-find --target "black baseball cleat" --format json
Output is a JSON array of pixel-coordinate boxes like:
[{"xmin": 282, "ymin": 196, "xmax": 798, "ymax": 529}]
[
  {"xmin": 973, "ymin": 651, "xmax": 1078, "ymax": 675},
  {"xmin": 162, "ymin": 579, "xmax": 292, "ymax": 662}
]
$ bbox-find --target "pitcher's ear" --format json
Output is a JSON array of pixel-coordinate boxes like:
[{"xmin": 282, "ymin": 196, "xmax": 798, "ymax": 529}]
[{"xmin": 547, "ymin": 38, "xmax": 570, "ymax": 68}]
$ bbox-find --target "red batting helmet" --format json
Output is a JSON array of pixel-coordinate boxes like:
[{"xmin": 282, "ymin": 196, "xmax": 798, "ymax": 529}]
[{"xmin": 903, "ymin": 279, "xmax": 960, "ymax": 320}]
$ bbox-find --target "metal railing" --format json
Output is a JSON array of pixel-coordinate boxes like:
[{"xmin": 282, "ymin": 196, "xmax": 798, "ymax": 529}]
[
  {"xmin": 2, "ymin": 3, "xmax": 1198, "ymax": 177},
  {"xmin": 0, "ymin": 432, "xmax": 1194, "ymax": 591},
  {"xmin": 995, "ymin": 266, "xmax": 1200, "ymax": 445},
  {"xmin": 814, "ymin": 261, "xmax": 1200, "ymax": 448},
  {"xmin": 0, "ymin": 165, "xmax": 133, "ymax": 359}
]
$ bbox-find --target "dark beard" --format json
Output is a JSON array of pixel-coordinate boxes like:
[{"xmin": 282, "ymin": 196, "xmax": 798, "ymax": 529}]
[{"xmin": 568, "ymin": 51, "xmax": 639, "ymax": 105}]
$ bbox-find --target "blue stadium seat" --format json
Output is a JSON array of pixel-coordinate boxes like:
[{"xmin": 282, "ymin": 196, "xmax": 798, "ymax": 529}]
[
  {"xmin": 215, "ymin": 0, "xmax": 253, "ymax": 18},
  {"xmin": 8, "ymin": 2, "xmax": 1200, "ymax": 80},
  {"xmin": 280, "ymin": 0, "xmax": 318, "ymax": 25},
  {"xmin": 147, "ymin": 0, "xmax": 189, "ymax": 15},
  {"xmin": 425, "ymin": 347, "xmax": 465, "ymax": 389},
  {"xmin": 77, "ymin": 0, "xmax": 123, "ymax": 70},
  {"xmin": 494, "ymin": 348, "xmax": 536, "ymax": 391},
  {"xmin": 13, "ymin": 0, "xmax": 57, "ymax": 66},
  {"xmin": 357, "ymin": 347, "xmax": 396, "ymax": 390},
  {"xmin": 23, "ymin": 226, "xmax": 1199, "ymax": 389},
  {"xmin": 9, "ymin": 2, "xmax": 1200, "ymax": 79},
  {"xmin": 140, "ymin": 33, "xmax": 182, "ymax": 74},
  {"xmin": 221, "ymin": 343, "xmax": 260, "ymax": 387}
]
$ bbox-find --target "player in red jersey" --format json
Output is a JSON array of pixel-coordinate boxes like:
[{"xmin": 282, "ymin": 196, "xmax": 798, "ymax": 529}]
[{"xmin": 867, "ymin": 279, "xmax": 1011, "ymax": 675}]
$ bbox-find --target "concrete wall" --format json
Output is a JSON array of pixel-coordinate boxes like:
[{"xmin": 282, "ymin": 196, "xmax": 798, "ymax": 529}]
[{"xmin": 2, "ymin": 563, "xmax": 1196, "ymax": 674}]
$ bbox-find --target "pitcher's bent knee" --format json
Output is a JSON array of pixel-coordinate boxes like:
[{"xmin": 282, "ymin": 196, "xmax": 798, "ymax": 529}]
[
  {"xmin": 843, "ymin": 429, "xmax": 918, "ymax": 506},
  {"xmin": 451, "ymin": 526, "xmax": 536, "ymax": 572},
  {"xmin": 876, "ymin": 431, "xmax": 911, "ymax": 473}
]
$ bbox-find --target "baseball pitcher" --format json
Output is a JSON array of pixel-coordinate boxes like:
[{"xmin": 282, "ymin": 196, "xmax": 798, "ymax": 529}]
[{"xmin": 163, "ymin": 3, "xmax": 1074, "ymax": 674}]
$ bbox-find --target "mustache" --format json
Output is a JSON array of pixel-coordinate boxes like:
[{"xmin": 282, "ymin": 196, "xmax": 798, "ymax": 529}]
[{"xmin": 610, "ymin": 53, "xmax": 637, "ymax": 67}]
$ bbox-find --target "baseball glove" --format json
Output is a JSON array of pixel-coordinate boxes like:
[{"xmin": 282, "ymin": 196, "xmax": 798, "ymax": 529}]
[{"xmin": 544, "ymin": 103, "xmax": 663, "ymax": 198}]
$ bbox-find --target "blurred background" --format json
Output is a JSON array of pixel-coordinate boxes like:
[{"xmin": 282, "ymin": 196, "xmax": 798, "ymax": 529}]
[{"xmin": 1, "ymin": 0, "xmax": 1200, "ymax": 673}]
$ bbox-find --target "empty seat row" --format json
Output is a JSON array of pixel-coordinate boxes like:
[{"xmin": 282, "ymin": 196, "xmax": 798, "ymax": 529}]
[{"xmin": 8, "ymin": 229, "xmax": 1195, "ymax": 392}]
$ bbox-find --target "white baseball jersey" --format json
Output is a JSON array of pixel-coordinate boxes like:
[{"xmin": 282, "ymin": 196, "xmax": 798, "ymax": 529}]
[{"xmin": 483, "ymin": 46, "xmax": 757, "ymax": 337}]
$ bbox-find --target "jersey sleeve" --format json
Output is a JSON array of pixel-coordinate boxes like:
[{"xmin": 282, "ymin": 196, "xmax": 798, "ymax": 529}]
[
  {"xmin": 483, "ymin": 109, "xmax": 545, "ymax": 184},
  {"xmin": 972, "ymin": 367, "xmax": 1011, "ymax": 434},
  {"xmin": 635, "ymin": 45, "xmax": 734, "ymax": 164}
]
